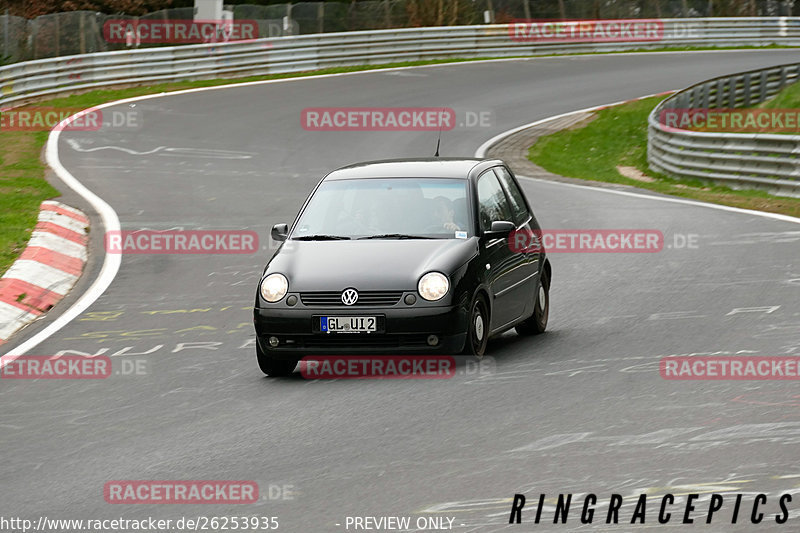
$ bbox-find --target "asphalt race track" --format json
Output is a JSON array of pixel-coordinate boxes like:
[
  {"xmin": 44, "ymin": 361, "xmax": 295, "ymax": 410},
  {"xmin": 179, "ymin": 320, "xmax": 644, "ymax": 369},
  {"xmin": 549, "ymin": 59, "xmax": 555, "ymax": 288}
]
[{"xmin": 3, "ymin": 50, "xmax": 800, "ymax": 532}]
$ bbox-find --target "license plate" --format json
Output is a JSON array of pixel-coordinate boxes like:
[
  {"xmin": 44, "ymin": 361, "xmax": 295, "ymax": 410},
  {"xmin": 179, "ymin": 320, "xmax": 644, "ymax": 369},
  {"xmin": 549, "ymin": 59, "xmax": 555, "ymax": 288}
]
[{"xmin": 321, "ymin": 316, "xmax": 377, "ymax": 333}]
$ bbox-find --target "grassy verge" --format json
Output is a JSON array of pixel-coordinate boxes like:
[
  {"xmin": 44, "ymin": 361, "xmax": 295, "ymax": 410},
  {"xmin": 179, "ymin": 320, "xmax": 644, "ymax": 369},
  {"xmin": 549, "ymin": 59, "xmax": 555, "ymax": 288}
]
[
  {"xmin": 0, "ymin": 59, "xmax": 477, "ymax": 276},
  {"xmin": 1, "ymin": 47, "xmax": 796, "ymax": 275},
  {"xmin": 758, "ymin": 80, "xmax": 800, "ymax": 109},
  {"xmin": 528, "ymin": 95, "xmax": 800, "ymax": 218},
  {"xmin": 0, "ymin": 130, "xmax": 59, "ymax": 274}
]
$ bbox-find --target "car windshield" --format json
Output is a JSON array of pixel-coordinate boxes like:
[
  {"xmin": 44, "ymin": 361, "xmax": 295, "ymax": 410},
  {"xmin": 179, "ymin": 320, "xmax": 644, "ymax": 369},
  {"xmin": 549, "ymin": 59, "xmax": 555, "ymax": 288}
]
[{"xmin": 291, "ymin": 178, "xmax": 471, "ymax": 239}]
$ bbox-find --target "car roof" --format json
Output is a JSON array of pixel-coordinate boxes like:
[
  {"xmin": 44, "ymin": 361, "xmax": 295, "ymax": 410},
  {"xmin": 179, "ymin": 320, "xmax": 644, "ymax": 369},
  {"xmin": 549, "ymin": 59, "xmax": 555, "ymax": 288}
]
[{"xmin": 323, "ymin": 158, "xmax": 502, "ymax": 181}]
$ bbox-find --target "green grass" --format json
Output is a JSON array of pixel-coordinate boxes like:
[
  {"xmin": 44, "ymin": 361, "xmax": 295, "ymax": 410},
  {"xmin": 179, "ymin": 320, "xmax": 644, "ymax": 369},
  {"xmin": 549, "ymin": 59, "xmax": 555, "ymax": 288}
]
[
  {"xmin": 1, "ymin": 47, "xmax": 798, "ymax": 275},
  {"xmin": 0, "ymin": 129, "xmax": 60, "ymax": 274},
  {"xmin": 531, "ymin": 97, "xmax": 662, "ymax": 185},
  {"xmin": 529, "ymin": 96, "xmax": 800, "ymax": 218},
  {"xmin": 758, "ymin": 80, "xmax": 800, "ymax": 109}
]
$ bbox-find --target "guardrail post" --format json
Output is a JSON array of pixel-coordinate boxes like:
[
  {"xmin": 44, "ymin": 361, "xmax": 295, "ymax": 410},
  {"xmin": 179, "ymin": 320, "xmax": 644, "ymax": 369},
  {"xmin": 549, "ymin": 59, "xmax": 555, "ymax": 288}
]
[
  {"xmin": 758, "ymin": 70, "xmax": 768, "ymax": 103},
  {"xmin": 714, "ymin": 78, "xmax": 725, "ymax": 108},
  {"xmin": 692, "ymin": 86, "xmax": 701, "ymax": 107},
  {"xmin": 743, "ymin": 73, "xmax": 752, "ymax": 107}
]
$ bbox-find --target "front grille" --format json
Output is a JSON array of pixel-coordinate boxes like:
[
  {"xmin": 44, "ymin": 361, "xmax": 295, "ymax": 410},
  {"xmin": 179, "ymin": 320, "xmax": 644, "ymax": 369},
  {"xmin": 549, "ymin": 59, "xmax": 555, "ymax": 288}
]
[{"xmin": 300, "ymin": 290, "xmax": 403, "ymax": 307}]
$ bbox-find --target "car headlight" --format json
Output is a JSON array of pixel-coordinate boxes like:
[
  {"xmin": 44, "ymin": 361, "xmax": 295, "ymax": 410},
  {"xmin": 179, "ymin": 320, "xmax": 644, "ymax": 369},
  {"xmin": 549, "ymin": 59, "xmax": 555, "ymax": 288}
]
[
  {"xmin": 418, "ymin": 272, "xmax": 449, "ymax": 301},
  {"xmin": 260, "ymin": 273, "xmax": 288, "ymax": 302}
]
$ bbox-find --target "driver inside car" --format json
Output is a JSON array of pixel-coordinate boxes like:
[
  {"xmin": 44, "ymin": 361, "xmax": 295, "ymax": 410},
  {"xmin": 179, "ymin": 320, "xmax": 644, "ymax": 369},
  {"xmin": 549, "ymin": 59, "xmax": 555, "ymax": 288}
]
[{"xmin": 431, "ymin": 196, "xmax": 461, "ymax": 232}]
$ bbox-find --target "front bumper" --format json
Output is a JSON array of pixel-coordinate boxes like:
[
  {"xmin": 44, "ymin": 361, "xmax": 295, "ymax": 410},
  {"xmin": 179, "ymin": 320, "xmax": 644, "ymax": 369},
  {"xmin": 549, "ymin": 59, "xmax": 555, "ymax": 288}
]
[{"xmin": 254, "ymin": 303, "xmax": 468, "ymax": 356}]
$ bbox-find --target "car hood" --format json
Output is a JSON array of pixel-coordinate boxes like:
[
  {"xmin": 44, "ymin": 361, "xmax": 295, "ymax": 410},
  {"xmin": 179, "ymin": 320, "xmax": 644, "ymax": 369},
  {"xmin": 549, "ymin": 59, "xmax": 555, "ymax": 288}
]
[{"xmin": 267, "ymin": 238, "xmax": 479, "ymax": 291}]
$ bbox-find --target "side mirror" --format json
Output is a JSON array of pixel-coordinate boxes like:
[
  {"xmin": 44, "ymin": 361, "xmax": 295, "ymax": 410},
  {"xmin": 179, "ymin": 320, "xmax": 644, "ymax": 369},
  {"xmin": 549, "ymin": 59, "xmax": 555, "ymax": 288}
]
[
  {"xmin": 483, "ymin": 220, "xmax": 515, "ymax": 240},
  {"xmin": 271, "ymin": 223, "xmax": 289, "ymax": 242}
]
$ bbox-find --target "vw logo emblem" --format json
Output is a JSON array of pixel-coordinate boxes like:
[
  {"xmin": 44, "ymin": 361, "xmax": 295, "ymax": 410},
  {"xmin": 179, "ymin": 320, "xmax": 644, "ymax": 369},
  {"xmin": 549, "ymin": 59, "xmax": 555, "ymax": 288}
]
[{"xmin": 341, "ymin": 288, "xmax": 358, "ymax": 306}]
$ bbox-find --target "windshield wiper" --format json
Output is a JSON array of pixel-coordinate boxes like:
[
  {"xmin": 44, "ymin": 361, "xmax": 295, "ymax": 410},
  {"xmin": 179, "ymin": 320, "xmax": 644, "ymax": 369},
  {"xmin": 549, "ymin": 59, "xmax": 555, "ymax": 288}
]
[
  {"xmin": 358, "ymin": 233, "xmax": 435, "ymax": 240},
  {"xmin": 292, "ymin": 234, "xmax": 351, "ymax": 241}
]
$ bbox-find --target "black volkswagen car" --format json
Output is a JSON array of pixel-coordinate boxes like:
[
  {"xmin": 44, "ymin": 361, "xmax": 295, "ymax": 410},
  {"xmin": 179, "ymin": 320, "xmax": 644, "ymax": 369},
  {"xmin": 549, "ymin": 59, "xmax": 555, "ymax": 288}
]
[{"xmin": 253, "ymin": 158, "xmax": 551, "ymax": 376}]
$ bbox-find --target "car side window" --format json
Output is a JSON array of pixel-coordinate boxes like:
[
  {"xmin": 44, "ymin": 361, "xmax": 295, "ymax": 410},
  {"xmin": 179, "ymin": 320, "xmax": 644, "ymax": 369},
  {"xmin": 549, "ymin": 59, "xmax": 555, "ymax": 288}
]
[
  {"xmin": 493, "ymin": 167, "xmax": 530, "ymax": 226},
  {"xmin": 476, "ymin": 170, "xmax": 514, "ymax": 232}
]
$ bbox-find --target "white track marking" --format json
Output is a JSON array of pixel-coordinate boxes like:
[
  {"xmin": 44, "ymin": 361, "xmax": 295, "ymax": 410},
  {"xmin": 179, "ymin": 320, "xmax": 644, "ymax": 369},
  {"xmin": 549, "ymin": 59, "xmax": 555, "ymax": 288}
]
[
  {"xmin": 64, "ymin": 140, "xmax": 254, "ymax": 159},
  {"xmin": 2, "ymin": 106, "xmax": 122, "ymax": 358},
  {"xmin": 2, "ymin": 51, "xmax": 796, "ymax": 357},
  {"xmin": 64, "ymin": 139, "xmax": 165, "ymax": 155}
]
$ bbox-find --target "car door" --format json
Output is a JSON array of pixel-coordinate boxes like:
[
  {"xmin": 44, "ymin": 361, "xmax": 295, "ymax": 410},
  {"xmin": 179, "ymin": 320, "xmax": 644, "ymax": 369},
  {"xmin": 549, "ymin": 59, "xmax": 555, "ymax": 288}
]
[
  {"xmin": 476, "ymin": 169, "xmax": 528, "ymax": 331},
  {"xmin": 493, "ymin": 165, "xmax": 541, "ymax": 319}
]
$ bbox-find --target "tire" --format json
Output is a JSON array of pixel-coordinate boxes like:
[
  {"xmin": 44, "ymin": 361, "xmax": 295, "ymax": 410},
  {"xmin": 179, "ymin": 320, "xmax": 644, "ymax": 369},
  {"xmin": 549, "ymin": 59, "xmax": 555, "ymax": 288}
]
[
  {"xmin": 515, "ymin": 268, "xmax": 549, "ymax": 336},
  {"xmin": 462, "ymin": 294, "xmax": 489, "ymax": 357},
  {"xmin": 256, "ymin": 341, "xmax": 297, "ymax": 376}
]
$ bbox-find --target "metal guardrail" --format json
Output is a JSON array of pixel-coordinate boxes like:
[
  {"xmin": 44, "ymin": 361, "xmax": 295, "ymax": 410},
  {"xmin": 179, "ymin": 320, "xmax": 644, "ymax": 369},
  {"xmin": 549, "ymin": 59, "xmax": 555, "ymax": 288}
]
[
  {"xmin": 2, "ymin": 18, "xmax": 800, "ymax": 109},
  {"xmin": 4, "ymin": 3, "xmax": 797, "ymax": 64},
  {"xmin": 648, "ymin": 63, "xmax": 800, "ymax": 197}
]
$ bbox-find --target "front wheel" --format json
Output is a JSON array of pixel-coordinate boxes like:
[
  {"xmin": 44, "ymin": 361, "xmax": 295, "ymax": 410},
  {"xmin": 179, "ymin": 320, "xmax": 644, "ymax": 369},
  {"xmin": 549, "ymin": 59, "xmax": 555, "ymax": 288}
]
[
  {"xmin": 516, "ymin": 268, "xmax": 549, "ymax": 336},
  {"xmin": 256, "ymin": 341, "xmax": 297, "ymax": 376},
  {"xmin": 462, "ymin": 295, "xmax": 489, "ymax": 357}
]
